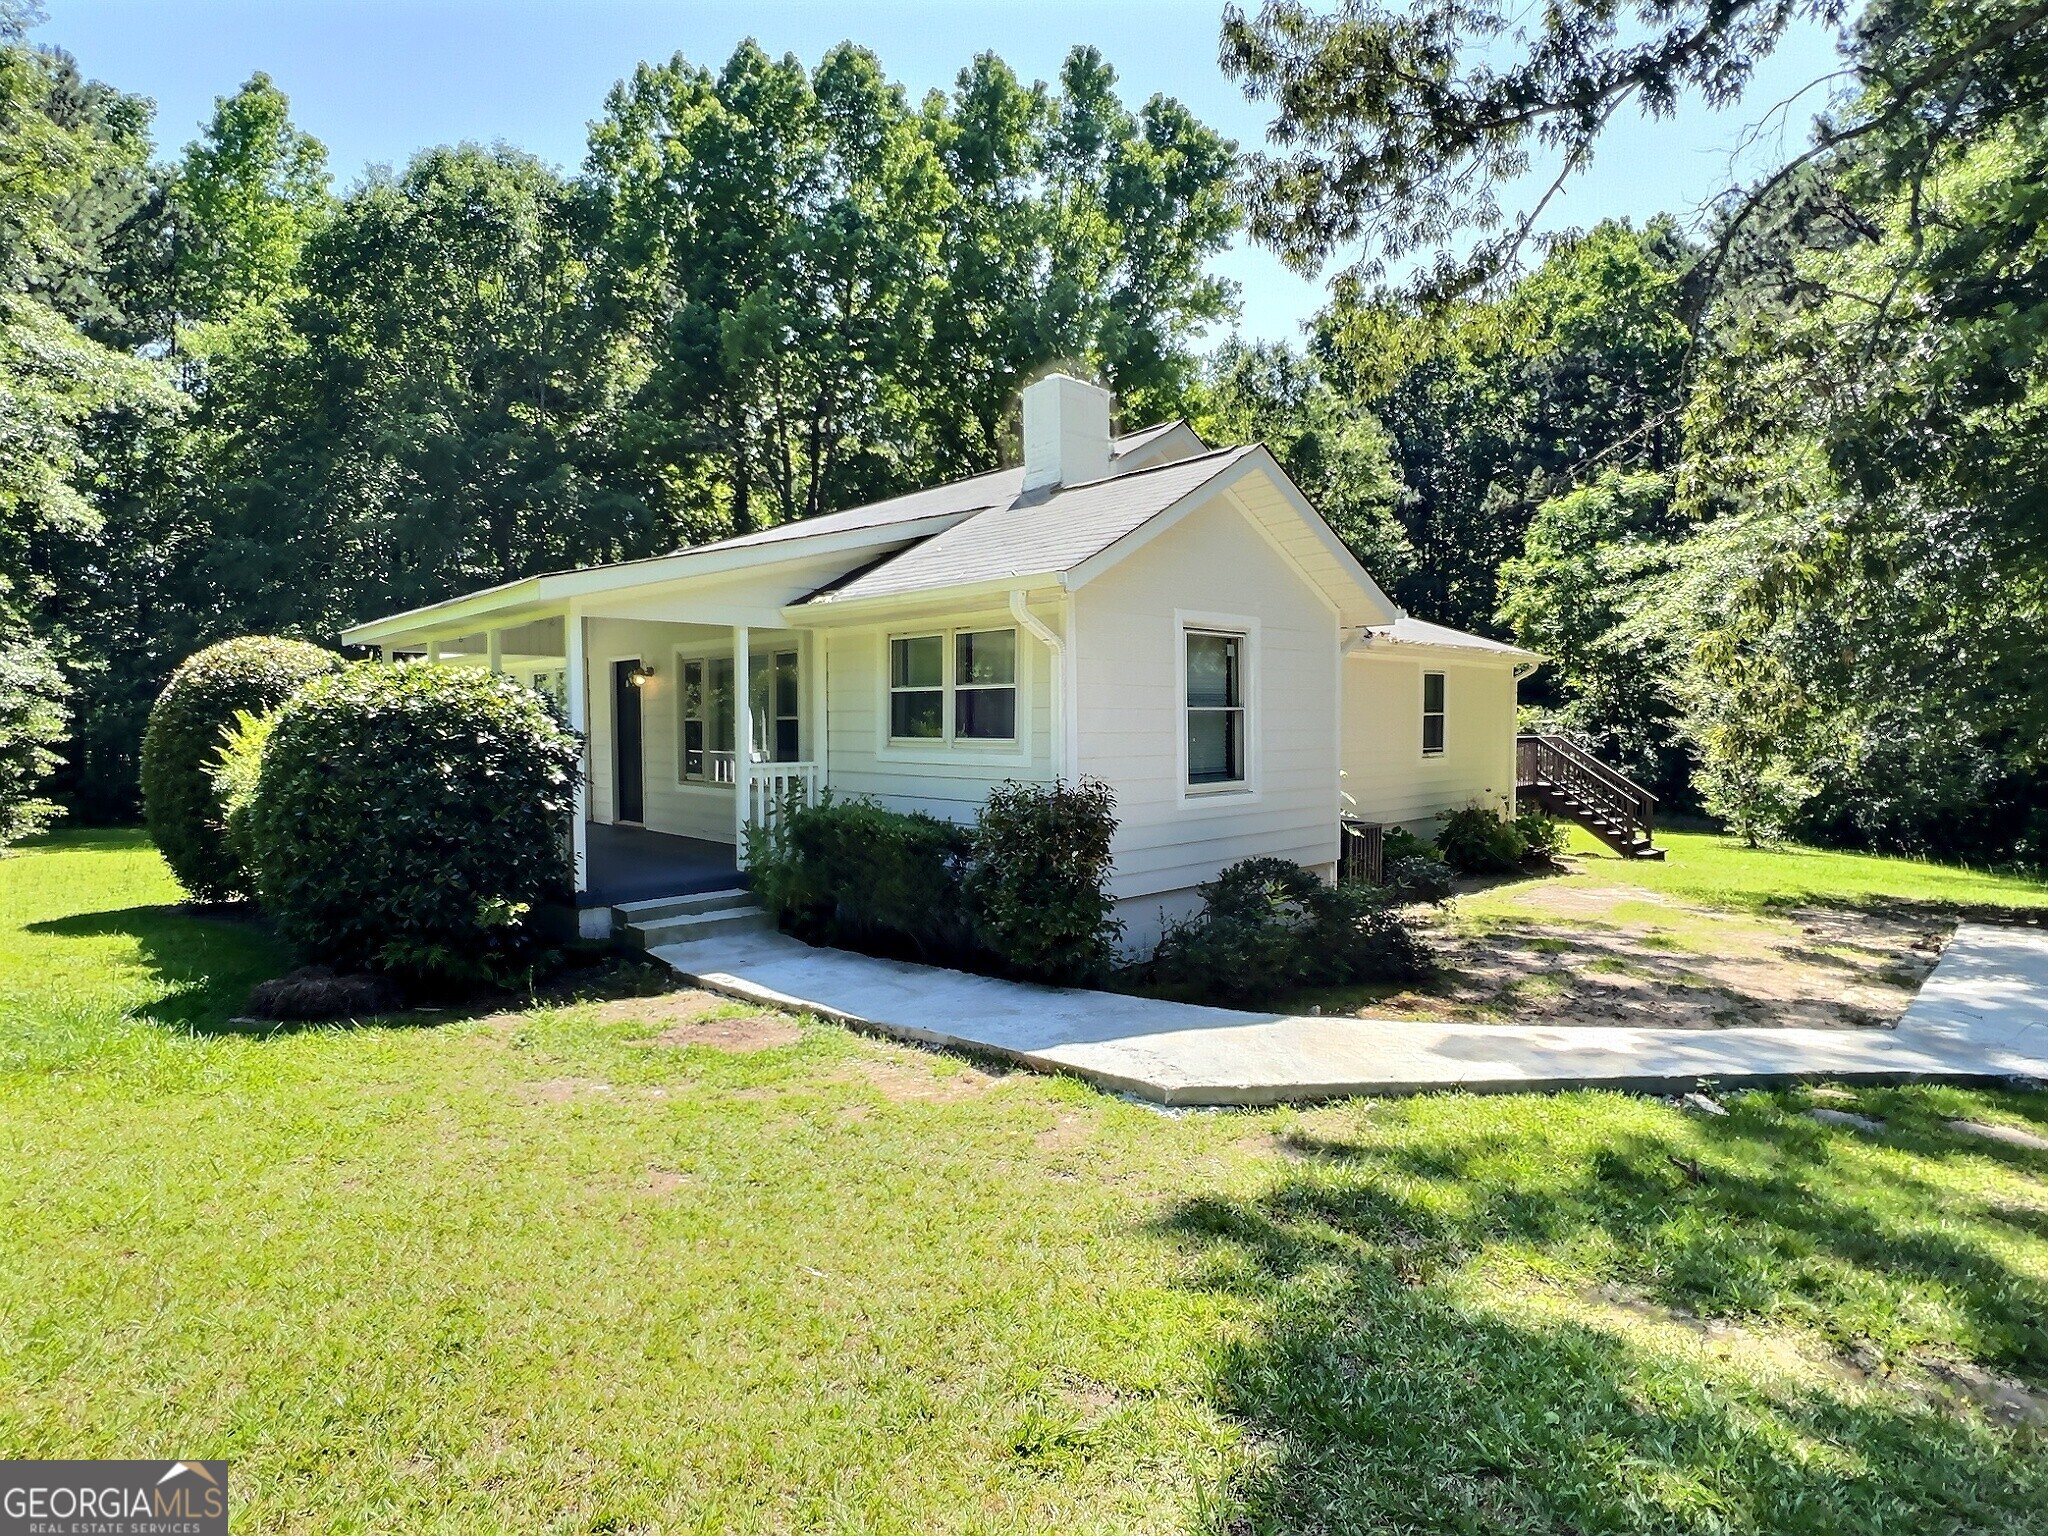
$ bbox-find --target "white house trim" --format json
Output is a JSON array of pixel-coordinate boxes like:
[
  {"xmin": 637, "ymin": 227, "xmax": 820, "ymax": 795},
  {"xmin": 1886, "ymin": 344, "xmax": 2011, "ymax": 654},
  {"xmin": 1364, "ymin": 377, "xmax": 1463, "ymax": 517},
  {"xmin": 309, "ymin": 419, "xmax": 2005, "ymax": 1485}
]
[{"xmin": 1174, "ymin": 608, "xmax": 1264, "ymax": 810}]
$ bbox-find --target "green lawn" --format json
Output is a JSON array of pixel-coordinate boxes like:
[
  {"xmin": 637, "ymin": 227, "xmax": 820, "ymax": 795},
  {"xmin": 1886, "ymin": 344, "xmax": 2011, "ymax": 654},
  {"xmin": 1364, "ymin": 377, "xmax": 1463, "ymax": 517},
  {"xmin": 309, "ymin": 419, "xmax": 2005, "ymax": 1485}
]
[
  {"xmin": 1536, "ymin": 825, "xmax": 2048, "ymax": 917},
  {"xmin": 4, "ymin": 828, "xmax": 2048, "ymax": 1532}
]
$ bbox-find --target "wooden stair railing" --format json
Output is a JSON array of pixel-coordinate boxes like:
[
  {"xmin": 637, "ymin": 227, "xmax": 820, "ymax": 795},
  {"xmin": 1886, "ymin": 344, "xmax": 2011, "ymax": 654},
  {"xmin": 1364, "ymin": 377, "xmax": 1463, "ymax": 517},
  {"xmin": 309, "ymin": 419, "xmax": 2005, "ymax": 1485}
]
[{"xmin": 1515, "ymin": 734, "xmax": 1664, "ymax": 860}]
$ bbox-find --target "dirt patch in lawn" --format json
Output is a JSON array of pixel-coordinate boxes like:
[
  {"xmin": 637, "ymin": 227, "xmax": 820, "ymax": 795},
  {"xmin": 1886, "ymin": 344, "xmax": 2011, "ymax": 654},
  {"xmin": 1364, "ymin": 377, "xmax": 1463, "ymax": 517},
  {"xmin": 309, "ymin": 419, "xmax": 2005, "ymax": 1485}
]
[
  {"xmin": 643, "ymin": 1013, "xmax": 803, "ymax": 1052},
  {"xmin": 1357, "ymin": 884, "xmax": 1950, "ymax": 1029}
]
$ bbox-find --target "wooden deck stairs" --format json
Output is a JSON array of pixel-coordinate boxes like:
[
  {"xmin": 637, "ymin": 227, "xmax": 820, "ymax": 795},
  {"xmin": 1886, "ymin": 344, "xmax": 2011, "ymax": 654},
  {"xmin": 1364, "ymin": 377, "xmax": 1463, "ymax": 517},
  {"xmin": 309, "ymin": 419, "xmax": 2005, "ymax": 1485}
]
[{"xmin": 1516, "ymin": 734, "xmax": 1665, "ymax": 860}]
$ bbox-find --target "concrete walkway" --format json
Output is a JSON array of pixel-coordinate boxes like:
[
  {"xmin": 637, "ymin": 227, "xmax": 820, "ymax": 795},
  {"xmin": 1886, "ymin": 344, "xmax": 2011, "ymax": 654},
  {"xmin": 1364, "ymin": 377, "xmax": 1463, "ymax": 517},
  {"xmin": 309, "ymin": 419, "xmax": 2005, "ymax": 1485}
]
[{"xmin": 649, "ymin": 922, "xmax": 2048, "ymax": 1106}]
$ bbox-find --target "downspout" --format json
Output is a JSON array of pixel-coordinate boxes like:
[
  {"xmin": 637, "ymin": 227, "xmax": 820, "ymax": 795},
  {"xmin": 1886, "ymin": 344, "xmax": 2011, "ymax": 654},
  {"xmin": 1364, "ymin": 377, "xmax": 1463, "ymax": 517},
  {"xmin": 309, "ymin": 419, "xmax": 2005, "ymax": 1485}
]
[{"xmin": 1010, "ymin": 590, "xmax": 1067, "ymax": 783}]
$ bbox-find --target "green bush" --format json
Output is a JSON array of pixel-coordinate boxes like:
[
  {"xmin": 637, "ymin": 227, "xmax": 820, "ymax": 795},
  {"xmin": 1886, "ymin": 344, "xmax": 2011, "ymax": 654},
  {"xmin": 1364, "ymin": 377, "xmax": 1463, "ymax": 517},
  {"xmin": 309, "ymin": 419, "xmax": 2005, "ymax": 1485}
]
[
  {"xmin": 749, "ymin": 794, "xmax": 975, "ymax": 963},
  {"xmin": 1514, "ymin": 803, "xmax": 1568, "ymax": 863},
  {"xmin": 1385, "ymin": 854, "xmax": 1456, "ymax": 903},
  {"xmin": 1381, "ymin": 825, "xmax": 1441, "ymax": 865},
  {"xmin": 241, "ymin": 662, "xmax": 580, "ymax": 987},
  {"xmin": 969, "ymin": 778, "xmax": 1122, "ymax": 984},
  {"xmin": 141, "ymin": 636, "xmax": 341, "ymax": 900},
  {"xmin": 1149, "ymin": 856, "xmax": 1432, "ymax": 1006},
  {"xmin": 1435, "ymin": 802, "xmax": 1528, "ymax": 874}
]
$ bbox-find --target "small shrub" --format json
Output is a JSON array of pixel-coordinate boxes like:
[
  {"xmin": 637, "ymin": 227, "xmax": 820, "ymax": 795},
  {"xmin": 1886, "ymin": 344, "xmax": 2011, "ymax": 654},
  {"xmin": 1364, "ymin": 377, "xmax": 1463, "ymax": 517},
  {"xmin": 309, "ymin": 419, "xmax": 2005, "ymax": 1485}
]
[
  {"xmin": 0, "ymin": 632, "xmax": 70, "ymax": 849},
  {"xmin": 245, "ymin": 966, "xmax": 401, "ymax": 1021},
  {"xmin": 749, "ymin": 794, "xmax": 975, "ymax": 962},
  {"xmin": 1149, "ymin": 856, "xmax": 1432, "ymax": 1006},
  {"xmin": 969, "ymin": 778, "xmax": 1122, "ymax": 984},
  {"xmin": 1435, "ymin": 802, "xmax": 1528, "ymax": 875},
  {"xmin": 141, "ymin": 635, "xmax": 341, "ymax": 900},
  {"xmin": 1381, "ymin": 825, "xmax": 1440, "ymax": 865},
  {"xmin": 242, "ymin": 662, "xmax": 580, "ymax": 988},
  {"xmin": 1514, "ymin": 803, "xmax": 1568, "ymax": 863},
  {"xmin": 1385, "ymin": 854, "xmax": 1456, "ymax": 903}
]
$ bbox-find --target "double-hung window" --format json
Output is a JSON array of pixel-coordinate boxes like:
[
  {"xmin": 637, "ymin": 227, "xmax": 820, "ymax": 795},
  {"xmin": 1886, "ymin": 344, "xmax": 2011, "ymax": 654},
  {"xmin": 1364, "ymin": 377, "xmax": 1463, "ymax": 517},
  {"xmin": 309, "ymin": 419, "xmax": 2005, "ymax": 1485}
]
[
  {"xmin": 750, "ymin": 650, "xmax": 801, "ymax": 762},
  {"xmin": 1185, "ymin": 629, "xmax": 1246, "ymax": 788},
  {"xmin": 888, "ymin": 628, "xmax": 1019, "ymax": 744},
  {"xmin": 890, "ymin": 634, "xmax": 945, "ymax": 739},
  {"xmin": 953, "ymin": 629, "xmax": 1016, "ymax": 740},
  {"xmin": 680, "ymin": 656, "xmax": 736, "ymax": 781},
  {"xmin": 1422, "ymin": 670, "xmax": 1446, "ymax": 756}
]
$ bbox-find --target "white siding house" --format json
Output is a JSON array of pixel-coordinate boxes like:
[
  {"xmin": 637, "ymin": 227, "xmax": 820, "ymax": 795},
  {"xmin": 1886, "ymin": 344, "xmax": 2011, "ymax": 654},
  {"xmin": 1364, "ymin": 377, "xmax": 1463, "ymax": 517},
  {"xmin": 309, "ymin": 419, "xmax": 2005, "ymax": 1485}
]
[{"xmin": 341, "ymin": 374, "xmax": 1537, "ymax": 947}]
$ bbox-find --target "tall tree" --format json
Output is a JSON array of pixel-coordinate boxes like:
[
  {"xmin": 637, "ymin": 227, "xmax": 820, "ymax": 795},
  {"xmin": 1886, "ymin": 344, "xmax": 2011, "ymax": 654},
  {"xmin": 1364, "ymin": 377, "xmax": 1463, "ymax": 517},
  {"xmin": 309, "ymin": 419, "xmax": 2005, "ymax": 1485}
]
[
  {"xmin": 0, "ymin": 25, "xmax": 172, "ymax": 824},
  {"xmin": 1318, "ymin": 219, "xmax": 1696, "ymax": 631},
  {"xmin": 164, "ymin": 71, "xmax": 332, "ymax": 343}
]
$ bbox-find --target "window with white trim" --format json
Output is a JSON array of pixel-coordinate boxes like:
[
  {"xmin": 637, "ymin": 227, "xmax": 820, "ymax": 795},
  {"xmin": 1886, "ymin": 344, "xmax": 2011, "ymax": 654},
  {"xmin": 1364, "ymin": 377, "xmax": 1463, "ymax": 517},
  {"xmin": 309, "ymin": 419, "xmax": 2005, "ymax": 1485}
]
[
  {"xmin": 679, "ymin": 655, "xmax": 736, "ymax": 781},
  {"xmin": 888, "ymin": 628, "xmax": 1019, "ymax": 744},
  {"xmin": 1185, "ymin": 629, "xmax": 1246, "ymax": 787},
  {"xmin": 749, "ymin": 650, "xmax": 801, "ymax": 762},
  {"xmin": 954, "ymin": 629, "xmax": 1016, "ymax": 740},
  {"xmin": 889, "ymin": 634, "xmax": 944, "ymax": 739},
  {"xmin": 1422, "ymin": 670, "xmax": 1446, "ymax": 756}
]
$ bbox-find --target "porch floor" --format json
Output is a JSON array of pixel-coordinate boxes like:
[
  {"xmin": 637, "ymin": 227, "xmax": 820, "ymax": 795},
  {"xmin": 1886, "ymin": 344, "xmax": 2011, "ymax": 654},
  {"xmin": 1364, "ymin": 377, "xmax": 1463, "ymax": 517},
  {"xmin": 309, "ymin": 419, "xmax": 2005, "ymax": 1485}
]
[{"xmin": 579, "ymin": 822, "xmax": 742, "ymax": 909}]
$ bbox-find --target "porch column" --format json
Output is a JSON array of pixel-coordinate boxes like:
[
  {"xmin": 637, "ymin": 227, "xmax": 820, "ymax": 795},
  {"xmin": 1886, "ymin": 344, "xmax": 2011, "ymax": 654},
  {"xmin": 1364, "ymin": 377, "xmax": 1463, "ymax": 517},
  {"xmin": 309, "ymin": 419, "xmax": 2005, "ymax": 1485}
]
[
  {"xmin": 732, "ymin": 623, "xmax": 751, "ymax": 866},
  {"xmin": 566, "ymin": 606, "xmax": 588, "ymax": 893},
  {"xmin": 486, "ymin": 628, "xmax": 503, "ymax": 674},
  {"xmin": 426, "ymin": 638, "xmax": 442, "ymax": 666},
  {"xmin": 807, "ymin": 628, "xmax": 827, "ymax": 785}
]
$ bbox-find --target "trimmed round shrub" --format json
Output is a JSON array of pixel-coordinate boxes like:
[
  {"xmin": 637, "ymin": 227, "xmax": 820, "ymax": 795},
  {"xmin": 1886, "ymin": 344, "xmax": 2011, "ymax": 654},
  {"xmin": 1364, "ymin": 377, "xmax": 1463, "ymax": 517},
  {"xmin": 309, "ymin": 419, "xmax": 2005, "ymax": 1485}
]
[
  {"xmin": 141, "ymin": 636, "xmax": 341, "ymax": 900},
  {"xmin": 242, "ymin": 662, "xmax": 581, "ymax": 987}
]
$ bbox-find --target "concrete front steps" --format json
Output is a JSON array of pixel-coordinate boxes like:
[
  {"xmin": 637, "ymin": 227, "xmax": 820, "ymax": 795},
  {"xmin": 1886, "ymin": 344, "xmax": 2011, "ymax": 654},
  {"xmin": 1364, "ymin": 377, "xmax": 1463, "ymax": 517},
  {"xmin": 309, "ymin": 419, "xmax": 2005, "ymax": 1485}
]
[{"xmin": 614, "ymin": 888, "xmax": 770, "ymax": 950}]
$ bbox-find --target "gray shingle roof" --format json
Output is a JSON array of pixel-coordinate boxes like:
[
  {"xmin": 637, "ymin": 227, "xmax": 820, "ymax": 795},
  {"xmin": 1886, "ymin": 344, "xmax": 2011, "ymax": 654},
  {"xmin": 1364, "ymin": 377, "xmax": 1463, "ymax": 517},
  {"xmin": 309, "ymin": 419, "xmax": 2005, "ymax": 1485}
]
[
  {"xmin": 673, "ymin": 421, "xmax": 1198, "ymax": 563},
  {"xmin": 797, "ymin": 445, "xmax": 1257, "ymax": 606},
  {"xmin": 1366, "ymin": 615, "xmax": 1538, "ymax": 658}
]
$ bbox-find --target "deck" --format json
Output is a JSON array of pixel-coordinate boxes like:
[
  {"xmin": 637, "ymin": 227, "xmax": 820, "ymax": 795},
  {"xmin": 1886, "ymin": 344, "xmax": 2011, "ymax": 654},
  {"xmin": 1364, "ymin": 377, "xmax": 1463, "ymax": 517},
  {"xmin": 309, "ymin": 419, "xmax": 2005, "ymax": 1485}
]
[{"xmin": 579, "ymin": 822, "xmax": 742, "ymax": 909}]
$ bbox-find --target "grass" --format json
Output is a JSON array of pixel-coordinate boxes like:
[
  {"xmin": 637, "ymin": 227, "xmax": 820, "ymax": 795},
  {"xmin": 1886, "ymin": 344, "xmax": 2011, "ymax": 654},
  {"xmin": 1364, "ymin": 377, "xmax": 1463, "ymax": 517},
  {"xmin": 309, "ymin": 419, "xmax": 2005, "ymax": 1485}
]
[
  {"xmin": 1524, "ymin": 826, "xmax": 2048, "ymax": 918},
  {"xmin": 4, "ymin": 828, "xmax": 2048, "ymax": 1532}
]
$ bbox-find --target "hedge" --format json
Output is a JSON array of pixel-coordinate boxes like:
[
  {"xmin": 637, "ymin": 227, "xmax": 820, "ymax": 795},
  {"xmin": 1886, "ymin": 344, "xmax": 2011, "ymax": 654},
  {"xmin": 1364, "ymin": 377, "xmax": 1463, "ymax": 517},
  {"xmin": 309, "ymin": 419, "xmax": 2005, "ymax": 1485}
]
[{"xmin": 141, "ymin": 636, "xmax": 341, "ymax": 900}]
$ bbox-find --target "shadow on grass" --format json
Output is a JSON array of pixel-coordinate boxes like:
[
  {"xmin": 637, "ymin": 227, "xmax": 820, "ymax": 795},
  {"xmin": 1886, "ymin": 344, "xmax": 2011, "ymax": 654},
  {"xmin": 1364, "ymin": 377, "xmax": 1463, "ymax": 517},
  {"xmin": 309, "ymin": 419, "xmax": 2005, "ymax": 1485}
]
[
  {"xmin": 1168, "ymin": 1097, "xmax": 2048, "ymax": 1532},
  {"xmin": 30, "ymin": 903, "xmax": 292, "ymax": 1034}
]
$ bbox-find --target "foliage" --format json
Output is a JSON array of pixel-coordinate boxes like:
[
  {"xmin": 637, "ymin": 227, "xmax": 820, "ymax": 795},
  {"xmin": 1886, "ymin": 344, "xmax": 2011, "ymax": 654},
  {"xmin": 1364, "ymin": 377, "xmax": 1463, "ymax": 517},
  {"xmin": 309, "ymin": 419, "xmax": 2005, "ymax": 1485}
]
[
  {"xmin": 748, "ymin": 794, "xmax": 976, "ymax": 964},
  {"xmin": 0, "ymin": 35, "xmax": 175, "ymax": 636},
  {"xmin": 1383, "ymin": 853, "xmax": 1455, "ymax": 903},
  {"xmin": 206, "ymin": 704, "xmax": 274, "ymax": 881},
  {"xmin": 1192, "ymin": 339, "xmax": 1414, "ymax": 586},
  {"xmin": 240, "ymin": 662, "xmax": 579, "ymax": 987},
  {"xmin": 1498, "ymin": 471, "xmax": 1689, "ymax": 798},
  {"xmin": 139, "ymin": 635, "xmax": 338, "ymax": 901},
  {"xmin": 968, "ymin": 778, "xmax": 1122, "ymax": 984},
  {"xmin": 1511, "ymin": 803, "xmax": 1567, "ymax": 864},
  {"xmin": 1379, "ymin": 825, "xmax": 1437, "ymax": 864},
  {"xmin": 0, "ymin": 629, "xmax": 67, "ymax": 846},
  {"xmin": 1320, "ymin": 220, "xmax": 1697, "ymax": 632},
  {"xmin": 1434, "ymin": 802, "xmax": 1527, "ymax": 874},
  {"xmin": 163, "ymin": 71, "xmax": 332, "ymax": 344},
  {"xmin": 1148, "ymin": 856, "xmax": 1431, "ymax": 1004}
]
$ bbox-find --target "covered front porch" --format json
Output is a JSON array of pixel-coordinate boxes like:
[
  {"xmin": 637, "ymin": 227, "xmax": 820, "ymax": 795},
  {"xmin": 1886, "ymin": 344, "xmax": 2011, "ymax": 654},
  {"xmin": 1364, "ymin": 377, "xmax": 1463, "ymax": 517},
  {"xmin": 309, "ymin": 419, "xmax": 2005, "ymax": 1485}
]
[{"xmin": 355, "ymin": 597, "xmax": 828, "ymax": 904}]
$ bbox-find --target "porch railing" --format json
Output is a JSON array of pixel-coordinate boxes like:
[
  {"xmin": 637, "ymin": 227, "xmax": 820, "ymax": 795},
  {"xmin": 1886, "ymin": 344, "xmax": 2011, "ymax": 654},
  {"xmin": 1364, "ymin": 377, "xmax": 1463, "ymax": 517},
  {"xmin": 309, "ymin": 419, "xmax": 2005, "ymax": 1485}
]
[{"xmin": 746, "ymin": 760, "xmax": 823, "ymax": 836}]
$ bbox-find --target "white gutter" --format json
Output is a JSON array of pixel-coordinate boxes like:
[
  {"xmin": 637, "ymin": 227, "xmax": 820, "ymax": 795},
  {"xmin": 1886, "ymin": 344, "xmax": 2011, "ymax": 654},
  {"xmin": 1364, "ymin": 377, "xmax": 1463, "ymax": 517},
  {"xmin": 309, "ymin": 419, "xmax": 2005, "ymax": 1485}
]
[{"xmin": 1010, "ymin": 589, "xmax": 1072, "ymax": 783}]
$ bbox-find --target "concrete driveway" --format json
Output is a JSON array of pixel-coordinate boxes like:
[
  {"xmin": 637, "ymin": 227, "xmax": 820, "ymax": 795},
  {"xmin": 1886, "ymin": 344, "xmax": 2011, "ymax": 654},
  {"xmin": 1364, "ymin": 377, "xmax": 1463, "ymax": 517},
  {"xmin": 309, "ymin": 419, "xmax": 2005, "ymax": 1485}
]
[{"xmin": 650, "ymin": 922, "xmax": 2048, "ymax": 1106}]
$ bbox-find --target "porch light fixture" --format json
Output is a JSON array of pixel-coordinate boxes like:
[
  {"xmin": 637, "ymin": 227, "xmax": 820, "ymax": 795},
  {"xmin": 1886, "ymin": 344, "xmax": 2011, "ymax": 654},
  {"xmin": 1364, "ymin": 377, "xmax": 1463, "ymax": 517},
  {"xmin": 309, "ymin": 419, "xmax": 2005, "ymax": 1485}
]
[{"xmin": 627, "ymin": 663, "xmax": 655, "ymax": 688}]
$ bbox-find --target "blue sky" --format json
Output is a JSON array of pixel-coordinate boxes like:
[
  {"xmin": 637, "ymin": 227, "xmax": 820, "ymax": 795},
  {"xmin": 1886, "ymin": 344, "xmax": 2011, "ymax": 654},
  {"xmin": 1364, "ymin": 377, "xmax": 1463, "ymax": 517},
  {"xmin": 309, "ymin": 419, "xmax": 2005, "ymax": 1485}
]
[{"xmin": 37, "ymin": 1, "xmax": 1848, "ymax": 344}]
